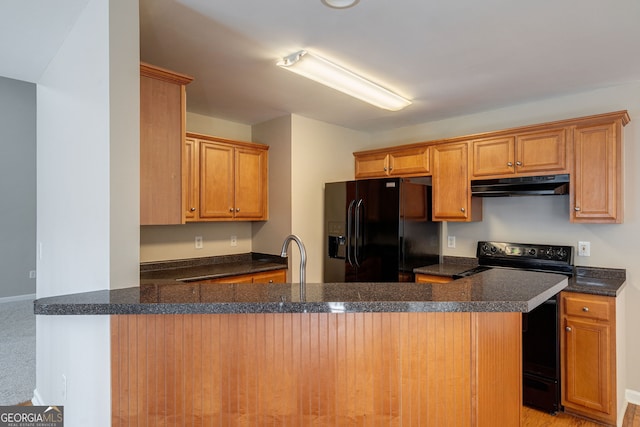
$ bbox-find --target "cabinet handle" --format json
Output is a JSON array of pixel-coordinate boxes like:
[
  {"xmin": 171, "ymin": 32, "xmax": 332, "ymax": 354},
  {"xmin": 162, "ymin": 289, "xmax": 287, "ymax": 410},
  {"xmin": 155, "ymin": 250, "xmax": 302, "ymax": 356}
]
[
  {"xmin": 516, "ymin": 161, "xmax": 522, "ymax": 166},
  {"xmin": 190, "ymin": 207, "xmax": 196, "ymax": 212},
  {"xmin": 507, "ymin": 162, "xmax": 513, "ymax": 167},
  {"xmin": 566, "ymin": 326, "xmax": 572, "ymax": 332},
  {"xmin": 460, "ymin": 207, "xmax": 465, "ymax": 212},
  {"xmin": 574, "ymin": 207, "xmax": 581, "ymax": 211},
  {"xmin": 582, "ymin": 306, "xmax": 589, "ymax": 312}
]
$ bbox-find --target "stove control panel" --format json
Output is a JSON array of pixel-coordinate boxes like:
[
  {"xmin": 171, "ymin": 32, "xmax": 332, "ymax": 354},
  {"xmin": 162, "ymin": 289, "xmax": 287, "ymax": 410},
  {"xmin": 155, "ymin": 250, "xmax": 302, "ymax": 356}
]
[{"xmin": 477, "ymin": 241, "xmax": 573, "ymax": 263}]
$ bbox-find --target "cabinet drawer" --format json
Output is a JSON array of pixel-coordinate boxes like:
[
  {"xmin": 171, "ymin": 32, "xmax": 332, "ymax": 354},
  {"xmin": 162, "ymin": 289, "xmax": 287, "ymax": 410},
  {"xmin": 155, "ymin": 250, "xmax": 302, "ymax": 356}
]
[{"xmin": 563, "ymin": 293, "xmax": 612, "ymax": 321}]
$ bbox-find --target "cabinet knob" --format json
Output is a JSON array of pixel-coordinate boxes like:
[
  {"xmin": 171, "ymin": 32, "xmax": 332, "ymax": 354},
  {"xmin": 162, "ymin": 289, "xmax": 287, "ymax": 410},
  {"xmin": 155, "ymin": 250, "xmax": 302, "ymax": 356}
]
[
  {"xmin": 582, "ymin": 306, "xmax": 589, "ymax": 312},
  {"xmin": 236, "ymin": 208, "xmax": 240, "ymax": 212},
  {"xmin": 229, "ymin": 208, "xmax": 234, "ymax": 212},
  {"xmin": 389, "ymin": 166, "xmax": 393, "ymax": 171},
  {"xmin": 190, "ymin": 207, "xmax": 196, "ymax": 212},
  {"xmin": 460, "ymin": 207, "xmax": 465, "ymax": 212},
  {"xmin": 516, "ymin": 161, "xmax": 522, "ymax": 166},
  {"xmin": 507, "ymin": 162, "xmax": 513, "ymax": 167},
  {"xmin": 574, "ymin": 207, "xmax": 581, "ymax": 211},
  {"xmin": 383, "ymin": 167, "xmax": 388, "ymax": 171},
  {"xmin": 268, "ymin": 280, "xmax": 274, "ymax": 283},
  {"xmin": 566, "ymin": 326, "xmax": 572, "ymax": 332}
]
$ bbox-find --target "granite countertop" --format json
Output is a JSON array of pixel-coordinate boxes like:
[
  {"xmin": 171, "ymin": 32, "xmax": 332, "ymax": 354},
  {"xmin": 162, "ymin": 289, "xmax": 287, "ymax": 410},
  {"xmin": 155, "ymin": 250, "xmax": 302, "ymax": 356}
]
[
  {"xmin": 34, "ymin": 268, "xmax": 567, "ymax": 315},
  {"xmin": 140, "ymin": 253, "xmax": 287, "ymax": 282},
  {"xmin": 414, "ymin": 260, "xmax": 626, "ymax": 297}
]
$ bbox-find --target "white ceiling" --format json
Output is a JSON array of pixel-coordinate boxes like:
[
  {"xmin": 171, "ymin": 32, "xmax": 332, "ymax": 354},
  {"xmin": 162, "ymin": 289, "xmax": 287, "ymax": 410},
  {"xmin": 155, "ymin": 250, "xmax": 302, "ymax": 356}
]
[
  {"xmin": 3, "ymin": 0, "xmax": 640, "ymax": 132},
  {"xmin": 0, "ymin": 0, "xmax": 90, "ymax": 83}
]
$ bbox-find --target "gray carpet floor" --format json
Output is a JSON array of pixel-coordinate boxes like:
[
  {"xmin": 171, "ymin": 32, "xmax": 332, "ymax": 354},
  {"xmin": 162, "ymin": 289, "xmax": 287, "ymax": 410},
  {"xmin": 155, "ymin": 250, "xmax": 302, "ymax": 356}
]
[{"xmin": 0, "ymin": 299, "xmax": 35, "ymax": 405}]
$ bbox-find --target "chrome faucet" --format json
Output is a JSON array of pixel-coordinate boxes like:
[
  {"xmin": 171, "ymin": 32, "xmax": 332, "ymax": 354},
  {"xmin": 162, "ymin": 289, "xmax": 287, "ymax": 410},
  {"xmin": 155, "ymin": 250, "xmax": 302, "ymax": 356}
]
[{"xmin": 280, "ymin": 234, "xmax": 306, "ymax": 299}]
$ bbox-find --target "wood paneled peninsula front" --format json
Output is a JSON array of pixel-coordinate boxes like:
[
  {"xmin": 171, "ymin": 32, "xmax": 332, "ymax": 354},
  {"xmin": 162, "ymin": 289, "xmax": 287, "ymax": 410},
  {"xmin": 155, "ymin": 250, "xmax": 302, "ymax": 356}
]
[{"xmin": 35, "ymin": 269, "xmax": 567, "ymax": 426}]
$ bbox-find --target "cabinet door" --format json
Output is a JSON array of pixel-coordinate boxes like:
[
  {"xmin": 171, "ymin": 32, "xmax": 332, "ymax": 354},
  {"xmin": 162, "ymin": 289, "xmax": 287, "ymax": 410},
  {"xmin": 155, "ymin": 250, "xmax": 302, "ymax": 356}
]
[
  {"xmin": 415, "ymin": 274, "xmax": 453, "ymax": 284},
  {"xmin": 432, "ymin": 142, "xmax": 481, "ymax": 221},
  {"xmin": 199, "ymin": 141, "xmax": 235, "ymax": 219},
  {"xmin": 251, "ymin": 270, "xmax": 287, "ymax": 284},
  {"xmin": 561, "ymin": 292, "xmax": 616, "ymax": 425},
  {"xmin": 562, "ymin": 317, "xmax": 613, "ymax": 415},
  {"xmin": 140, "ymin": 72, "xmax": 185, "ymax": 225},
  {"xmin": 389, "ymin": 146, "xmax": 430, "ymax": 176},
  {"xmin": 234, "ymin": 147, "xmax": 268, "ymax": 220},
  {"xmin": 572, "ymin": 122, "xmax": 622, "ymax": 223},
  {"xmin": 516, "ymin": 128, "xmax": 567, "ymax": 175},
  {"xmin": 472, "ymin": 136, "xmax": 515, "ymax": 177},
  {"xmin": 354, "ymin": 153, "xmax": 389, "ymax": 179},
  {"xmin": 183, "ymin": 138, "xmax": 198, "ymax": 221}
]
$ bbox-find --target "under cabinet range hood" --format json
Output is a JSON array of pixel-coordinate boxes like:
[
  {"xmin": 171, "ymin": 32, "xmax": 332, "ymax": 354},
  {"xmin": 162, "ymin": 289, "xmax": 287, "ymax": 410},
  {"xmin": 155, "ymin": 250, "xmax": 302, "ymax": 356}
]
[{"xmin": 471, "ymin": 174, "xmax": 570, "ymax": 197}]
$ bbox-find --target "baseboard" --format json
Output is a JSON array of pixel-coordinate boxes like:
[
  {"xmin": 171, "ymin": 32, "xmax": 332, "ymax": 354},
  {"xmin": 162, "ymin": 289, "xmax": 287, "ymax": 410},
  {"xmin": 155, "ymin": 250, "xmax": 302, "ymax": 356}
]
[
  {"xmin": 0, "ymin": 293, "xmax": 36, "ymax": 304},
  {"xmin": 32, "ymin": 388, "xmax": 43, "ymax": 406},
  {"xmin": 627, "ymin": 389, "xmax": 640, "ymax": 405}
]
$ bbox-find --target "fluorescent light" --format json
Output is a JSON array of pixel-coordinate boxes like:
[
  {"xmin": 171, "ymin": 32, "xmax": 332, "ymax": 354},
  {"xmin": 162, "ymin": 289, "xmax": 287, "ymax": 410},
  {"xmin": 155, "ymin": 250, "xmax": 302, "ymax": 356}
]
[
  {"xmin": 321, "ymin": 0, "xmax": 360, "ymax": 9},
  {"xmin": 276, "ymin": 50, "xmax": 411, "ymax": 111}
]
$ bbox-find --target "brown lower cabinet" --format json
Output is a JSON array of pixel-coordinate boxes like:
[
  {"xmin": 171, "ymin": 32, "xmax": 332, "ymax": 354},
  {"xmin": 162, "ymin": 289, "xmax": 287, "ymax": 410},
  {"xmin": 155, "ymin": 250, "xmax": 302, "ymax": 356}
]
[
  {"xmin": 415, "ymin": 273, "xmax": 454, "ymax": 283},
  {"xmin": 560, "ymin": 291, "xmax": 617, "ymax": 426},
  {"xmin": 198, "ymin": 269, "xmax": 286, "ymax": 284},
  {"xmin": 111, "ymin": 311, "xmax": 522, "ymax": 426}
]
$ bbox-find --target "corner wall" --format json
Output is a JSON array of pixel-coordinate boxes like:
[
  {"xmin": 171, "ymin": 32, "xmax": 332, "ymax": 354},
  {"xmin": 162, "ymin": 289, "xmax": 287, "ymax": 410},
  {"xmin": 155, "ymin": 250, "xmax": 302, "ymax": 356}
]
[
  {"xmin": 0, "ymin": 77, "xmax": 36, "ymax": 299},
  {"xmin": 35, "ymin": 0, "xmax": 139, "ymax": 425}
]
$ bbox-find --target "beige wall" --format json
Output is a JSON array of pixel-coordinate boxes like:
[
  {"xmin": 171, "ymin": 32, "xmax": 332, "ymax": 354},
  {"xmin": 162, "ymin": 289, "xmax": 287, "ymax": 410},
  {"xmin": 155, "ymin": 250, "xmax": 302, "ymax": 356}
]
[
  {"xmin": 251, "ymin": 115, "xmax": 293, "ymax": 267},
  {"xmin": 289, "ymin": 115, "xmax": 371, "ymax": 283},
  {"xmin": 139, "ymin": 113, "xmax": 254, "ymax": 262},
  {"xmin": 371, "ymin": 81, "xmax": 640, "ymax": 401},
  {"xmin": 251, "ymin": 114, "xmax": 371, "ymax": 283}
]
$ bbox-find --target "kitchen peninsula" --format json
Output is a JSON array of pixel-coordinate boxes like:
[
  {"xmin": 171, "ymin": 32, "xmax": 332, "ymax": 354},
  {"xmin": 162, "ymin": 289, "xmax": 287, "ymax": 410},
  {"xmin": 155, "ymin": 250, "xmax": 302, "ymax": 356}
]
[{"xmin": 35, "ymin": 269, "xmax": 567, "ymax": 426}]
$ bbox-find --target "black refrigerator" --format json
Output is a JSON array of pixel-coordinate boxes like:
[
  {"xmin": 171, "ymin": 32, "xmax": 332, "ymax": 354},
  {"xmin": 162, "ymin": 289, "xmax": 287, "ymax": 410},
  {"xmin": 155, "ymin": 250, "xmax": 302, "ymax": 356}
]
[{"xmin": 324, "ymin": 177, "xmax": 441, "ymax": 283}]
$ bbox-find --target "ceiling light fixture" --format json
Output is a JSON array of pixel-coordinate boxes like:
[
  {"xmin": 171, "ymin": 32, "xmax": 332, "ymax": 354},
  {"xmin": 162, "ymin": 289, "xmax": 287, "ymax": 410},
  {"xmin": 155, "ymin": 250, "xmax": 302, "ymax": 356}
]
[
  {"xmin": 321, "ymin": 0, "xmax": 360, "ymax": 9},
  {"xmin": 276, "ymin": 50, "xmax": 411, "ymax": 111}
]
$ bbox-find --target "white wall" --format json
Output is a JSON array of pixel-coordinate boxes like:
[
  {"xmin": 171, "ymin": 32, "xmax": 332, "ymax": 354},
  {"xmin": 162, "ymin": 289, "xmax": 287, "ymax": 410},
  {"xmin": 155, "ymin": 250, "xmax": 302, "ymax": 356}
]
[
  {"xmin": 0, "ymin": 77, "xmax": 36, "ymax": 299},
  {"xmin": 370, "ymin": 82, "xmax": 640, "ymax": 399},
  {"xmin": 35, "ymin": 0, "xmax": 139, "ymax": 425}
]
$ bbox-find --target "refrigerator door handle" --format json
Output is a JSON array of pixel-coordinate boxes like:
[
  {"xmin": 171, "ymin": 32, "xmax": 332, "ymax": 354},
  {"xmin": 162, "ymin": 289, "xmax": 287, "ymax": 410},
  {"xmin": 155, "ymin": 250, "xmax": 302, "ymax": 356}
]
[
  {"xmin": 354, "ymin": 199, "xmax": 364, "ymax": 267},
  {"xmin": 346, "ymin": 200, "xmax": 356, "ymax": 267}
]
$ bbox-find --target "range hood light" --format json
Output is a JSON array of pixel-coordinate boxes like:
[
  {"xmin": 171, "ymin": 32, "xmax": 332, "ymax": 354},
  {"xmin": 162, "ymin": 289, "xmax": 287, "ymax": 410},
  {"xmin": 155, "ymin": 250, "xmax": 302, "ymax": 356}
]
[{"xmin": 276, "ymin": 50, "xmax": 412, "ymax": 111}]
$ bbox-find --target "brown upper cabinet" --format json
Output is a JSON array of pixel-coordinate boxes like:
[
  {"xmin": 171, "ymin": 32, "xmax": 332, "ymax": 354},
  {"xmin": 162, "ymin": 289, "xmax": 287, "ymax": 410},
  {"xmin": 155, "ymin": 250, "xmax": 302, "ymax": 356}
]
[
  {"xmin": 140, "ymin": 63, "xmax": 193, "ymax": 225},
  {"xmin": 354, "ymin": 145, "xmax": 430, "ymax": 179},
  {"xmin": 571, "ymin": 113, "xmax": 628, "ymax": 224},
  {"xmin": 471, "ymin": 128, "xmax": 568, "ymax": 178},
  {"xmin": 184, "ymin": 133, "xmax": 269, "ymax": 222},
  {"xmin": 431, "ymin": 142, "xmax": 482, "ymax": 222},
  {"xmin": 353, "ymin": 110, "xmax": 629, "ymax": 224}
]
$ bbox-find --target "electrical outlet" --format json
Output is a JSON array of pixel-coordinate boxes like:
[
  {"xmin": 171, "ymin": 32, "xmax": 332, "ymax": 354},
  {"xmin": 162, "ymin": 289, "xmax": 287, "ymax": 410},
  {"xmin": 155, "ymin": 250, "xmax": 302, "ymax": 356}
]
[
  {"xmin": 195, "ymin": 236, "xmax": 203, "ymax": 249},
  {"xmin": 578, "ymin": 241, "xmax": 590, "ymax": 256},
  {"xmin": 447, "ymin": 236, "xmax": 456, "ymax": 248},
  {"xmin": 230, "ymin": 235, "xmax": 237, "ymax": 247},
  {"xmin": 29, "ymin": 270, "xmax": 36, "ymax": 279}
]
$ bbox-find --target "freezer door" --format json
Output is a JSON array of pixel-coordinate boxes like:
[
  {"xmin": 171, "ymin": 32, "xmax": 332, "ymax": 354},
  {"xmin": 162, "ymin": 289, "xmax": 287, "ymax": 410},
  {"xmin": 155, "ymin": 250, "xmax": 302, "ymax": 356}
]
[{"xmin": 354, "ymin": 179, "xmax": 401, "ymax": 282}]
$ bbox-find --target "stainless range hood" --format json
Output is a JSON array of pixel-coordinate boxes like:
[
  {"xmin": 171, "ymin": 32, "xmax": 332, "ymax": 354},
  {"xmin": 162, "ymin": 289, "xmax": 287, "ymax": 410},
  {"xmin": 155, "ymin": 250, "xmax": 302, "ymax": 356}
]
[{"xmin": 471, "ymin": 174, "xmax": 569, "ymax": 197}]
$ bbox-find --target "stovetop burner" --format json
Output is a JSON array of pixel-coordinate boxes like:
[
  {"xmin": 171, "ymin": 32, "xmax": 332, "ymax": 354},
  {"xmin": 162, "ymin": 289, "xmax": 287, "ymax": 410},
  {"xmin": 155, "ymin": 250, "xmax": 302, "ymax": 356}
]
[{"xmin": 477, "ymin": 241, "xmax": 574, "ymax": 276}]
